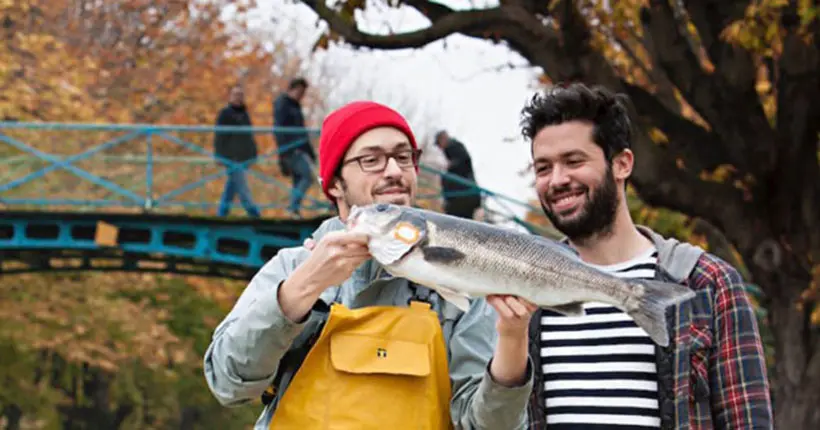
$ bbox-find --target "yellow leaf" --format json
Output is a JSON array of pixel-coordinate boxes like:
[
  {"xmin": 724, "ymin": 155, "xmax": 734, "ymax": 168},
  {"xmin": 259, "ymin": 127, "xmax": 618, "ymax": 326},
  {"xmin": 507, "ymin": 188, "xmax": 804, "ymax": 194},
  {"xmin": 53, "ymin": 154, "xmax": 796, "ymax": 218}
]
[
  {"xmin": 699, "ymin": 164, "xmax": 737, "ymax": 183},
  {"xmin": 648, "ymin": 127, "xmax": 669, "ymax": 145}
]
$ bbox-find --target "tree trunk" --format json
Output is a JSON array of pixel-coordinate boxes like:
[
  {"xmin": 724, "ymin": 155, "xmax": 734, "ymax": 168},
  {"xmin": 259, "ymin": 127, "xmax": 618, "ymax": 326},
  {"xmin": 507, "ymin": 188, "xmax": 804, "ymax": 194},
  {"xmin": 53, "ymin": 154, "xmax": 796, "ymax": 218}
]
[
  {"xmin": 179, "ymin": 406, "xmax": 201, "ymax": 430},
  {"xmin": 772, "ymin": 363, "xmax": 820, "ymax": 429},
  {"xmin": 2, "ymin": 404, "xmax": 22, "ymax": 430},
  {"xmin": 751, "ymin": 254, "xmax": 820, "ymax": 429},
  {"xmin": 770, "ymin": 295, "xmax": 820, "ymax": 429}
]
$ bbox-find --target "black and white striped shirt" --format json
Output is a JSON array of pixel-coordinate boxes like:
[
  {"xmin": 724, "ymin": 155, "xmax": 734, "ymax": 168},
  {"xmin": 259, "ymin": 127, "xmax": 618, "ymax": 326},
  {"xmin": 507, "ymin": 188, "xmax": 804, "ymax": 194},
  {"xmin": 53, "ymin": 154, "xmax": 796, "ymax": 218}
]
[{"xmin": 540, "ymin": 247, "xmax": 660, "ymax": 429}]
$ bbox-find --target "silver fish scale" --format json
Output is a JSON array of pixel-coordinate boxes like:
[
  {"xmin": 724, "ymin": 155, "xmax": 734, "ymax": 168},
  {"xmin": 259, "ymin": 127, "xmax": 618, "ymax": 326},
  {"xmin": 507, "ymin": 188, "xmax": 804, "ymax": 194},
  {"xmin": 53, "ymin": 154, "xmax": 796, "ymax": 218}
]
[{"xmin": 420, "ymin": 211, "xmax": 634, "ymax": 304}]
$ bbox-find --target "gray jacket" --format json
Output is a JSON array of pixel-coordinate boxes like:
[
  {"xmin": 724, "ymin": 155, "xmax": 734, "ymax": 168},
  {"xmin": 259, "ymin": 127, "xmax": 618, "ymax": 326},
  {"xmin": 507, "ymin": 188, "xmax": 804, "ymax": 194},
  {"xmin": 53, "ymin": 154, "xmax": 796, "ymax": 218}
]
[{"xmin": 203, "ymin": 217, "xmax": 534, "ymax": 429}]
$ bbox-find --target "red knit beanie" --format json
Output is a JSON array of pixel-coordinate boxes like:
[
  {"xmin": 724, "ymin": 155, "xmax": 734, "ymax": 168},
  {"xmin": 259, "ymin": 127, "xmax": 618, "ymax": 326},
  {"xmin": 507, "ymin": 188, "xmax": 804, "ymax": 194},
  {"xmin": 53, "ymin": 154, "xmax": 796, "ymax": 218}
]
[{"xmin": 318, "ymin": 101, "xmax": 418, "ymax": 202}]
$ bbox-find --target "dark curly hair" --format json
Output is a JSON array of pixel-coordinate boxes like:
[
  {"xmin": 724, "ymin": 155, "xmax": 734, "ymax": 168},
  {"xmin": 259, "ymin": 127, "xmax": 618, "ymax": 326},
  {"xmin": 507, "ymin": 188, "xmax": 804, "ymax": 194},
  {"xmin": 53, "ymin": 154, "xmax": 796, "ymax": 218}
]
[{"xmin": 520, "ymin": 83, "xmax": 633, "ymax": 162}]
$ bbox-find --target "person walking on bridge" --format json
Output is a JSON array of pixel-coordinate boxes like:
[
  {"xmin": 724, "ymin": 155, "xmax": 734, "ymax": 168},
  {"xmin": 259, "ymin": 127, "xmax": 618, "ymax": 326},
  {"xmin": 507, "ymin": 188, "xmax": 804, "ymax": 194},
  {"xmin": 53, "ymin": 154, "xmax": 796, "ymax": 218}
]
[
  {"xmin": 204, "ymin": 101, "xmax": 536, "ymax": 429},
  {"xmin": 214, "ymin": 84, "xmax": 260, "ymax": 218},
  {"xmin": 519, "ymin": 83, "xmax": 772, "ymax": 429},
  {"xmin": 435, "ymin": 130, "xmax": 482, "ymax": 219},
  {"xmin": 273, "ymin": 77, "xmax": 316, "ymax": 218}
]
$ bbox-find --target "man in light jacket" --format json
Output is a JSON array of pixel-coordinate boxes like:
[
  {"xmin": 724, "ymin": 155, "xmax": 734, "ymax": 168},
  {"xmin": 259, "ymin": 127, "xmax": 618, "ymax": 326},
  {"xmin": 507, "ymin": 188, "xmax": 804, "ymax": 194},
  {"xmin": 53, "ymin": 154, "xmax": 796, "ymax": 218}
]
[{"xmin": 204, "ymin": 101, "xmax": 536, "ymax": 429}]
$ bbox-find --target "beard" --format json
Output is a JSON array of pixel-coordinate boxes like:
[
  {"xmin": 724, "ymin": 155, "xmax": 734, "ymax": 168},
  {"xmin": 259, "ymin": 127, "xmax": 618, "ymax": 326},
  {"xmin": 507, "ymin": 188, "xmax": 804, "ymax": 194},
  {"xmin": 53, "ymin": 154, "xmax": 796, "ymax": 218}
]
[{"xmin": 540, "ymin": 166, "xmax": 619, "ymax": 243}]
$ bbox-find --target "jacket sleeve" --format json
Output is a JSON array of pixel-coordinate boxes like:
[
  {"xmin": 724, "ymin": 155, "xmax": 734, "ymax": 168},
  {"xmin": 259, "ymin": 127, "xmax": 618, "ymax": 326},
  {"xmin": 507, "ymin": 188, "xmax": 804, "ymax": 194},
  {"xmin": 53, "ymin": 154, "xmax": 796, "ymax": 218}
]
[
  {"xmin": 203, "ymin": 248, "xmax": 310, "ymax": 406},
  {"xmin": 272, "ymin": 97, "xmax": 290, "ymax": 152},
  {"xmin": 445, "ymin": 141, "xmax": 471, "ymax": 169},
  {"xmin": 448, "ymin": 298, "xmax": 533, "ymax": 429},
  {"xmin": 245, "ymin": 113, "xmax": 257, "ymax": 150},
  {"xmin": 708, "ymin": 258, "xmax": 773, "ymax": 429},
  {"xmin": 273, "ymin": 97, "xmax": 289, "ymax": 126},
  {"xmin": 214, "ymin": 109, "xmax": 228, "ymax": 153}
]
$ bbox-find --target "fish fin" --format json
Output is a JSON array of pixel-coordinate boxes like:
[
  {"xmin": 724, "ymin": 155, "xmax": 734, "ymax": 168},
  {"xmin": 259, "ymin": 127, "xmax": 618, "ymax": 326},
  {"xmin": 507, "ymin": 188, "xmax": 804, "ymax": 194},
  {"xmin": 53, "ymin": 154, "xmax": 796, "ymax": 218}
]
[
  {"xmin": 369, "ymin": 236, "xmax": 415, "ymax": 265},
  {"xmin": 628, "ymin": 279, "xmax": 697, "ymax": 347},
  {"xmin": 433, "ymin": 286, "xmax": 471, "ymax": 312},
  {"xmin": 421, "ymin": 246, "xmax": 466, "ymax": 263},
  {"xmin": 544, "ymin": 302, "xmax": 585, "ymax": 317}
]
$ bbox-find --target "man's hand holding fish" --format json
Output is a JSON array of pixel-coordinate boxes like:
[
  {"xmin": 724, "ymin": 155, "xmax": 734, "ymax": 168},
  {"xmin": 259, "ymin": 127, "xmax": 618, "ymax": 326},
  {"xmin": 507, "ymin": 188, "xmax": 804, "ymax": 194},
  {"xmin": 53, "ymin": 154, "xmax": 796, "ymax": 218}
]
[
  {"xmin": 277, "ymin": 230, "xmax": 370, "ymax": 323},
  {"xmin": 486, "ymin": 295, "xmax": 538, "ymax": 387}
]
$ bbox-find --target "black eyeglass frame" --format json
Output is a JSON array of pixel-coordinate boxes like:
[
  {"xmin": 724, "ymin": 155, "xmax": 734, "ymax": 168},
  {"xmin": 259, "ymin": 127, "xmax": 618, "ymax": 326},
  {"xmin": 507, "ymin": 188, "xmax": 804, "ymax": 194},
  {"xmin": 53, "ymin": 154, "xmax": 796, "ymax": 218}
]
[{"xmin": 340, "ymin": 148, "xmax": 423, "ymax": 173}]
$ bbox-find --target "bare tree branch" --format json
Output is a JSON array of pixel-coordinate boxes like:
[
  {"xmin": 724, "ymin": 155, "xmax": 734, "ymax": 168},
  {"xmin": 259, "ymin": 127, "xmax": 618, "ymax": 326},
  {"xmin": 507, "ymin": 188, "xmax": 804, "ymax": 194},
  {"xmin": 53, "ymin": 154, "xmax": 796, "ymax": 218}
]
[
  {"xmin": 682, "ymin": 0, "xmax": 749, "ymax": 62},
  {"xmin": 611, "ymin": 27, "xmax": 688, "ymax": 120},
  {"xmin": 401, "ymin": 0, "xmax": 452, "ymax": 21},
  {"xmin": 598, "ymin": 26, "xmax": 654, "ymax": 84},
  {"xmin": 679, "ymin": 0, "xmax": 779, "ymax": 177},
  {"xmin": 623, "ymin": 83, "xmax": 730, "ymax": 173},
  {"xmin": 443, "ymin": 61, "xmax": 534, "ymax": 83},
  {"xmin": 667, "ymin": 0, "xmax": 704, "ymax": 55},
  {"xmin": 640, "ymin": 1, "xmax": 772, "ymax": 178},
  {"xmin": 302, "ymin": 0, "xmax": 508, "ymax": 50}
]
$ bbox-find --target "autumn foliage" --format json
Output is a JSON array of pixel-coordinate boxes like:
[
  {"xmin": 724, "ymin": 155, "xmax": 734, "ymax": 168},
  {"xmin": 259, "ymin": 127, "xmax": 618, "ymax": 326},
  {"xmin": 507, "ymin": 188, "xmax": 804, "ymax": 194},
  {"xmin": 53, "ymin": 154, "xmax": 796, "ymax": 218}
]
[
  {"xmin": 0, "ymin": 0, "xmax": 325, "ymax": 428},
  {"xmin": 1, "ymin": 0, "xmax": 291, "ymax": 124}
]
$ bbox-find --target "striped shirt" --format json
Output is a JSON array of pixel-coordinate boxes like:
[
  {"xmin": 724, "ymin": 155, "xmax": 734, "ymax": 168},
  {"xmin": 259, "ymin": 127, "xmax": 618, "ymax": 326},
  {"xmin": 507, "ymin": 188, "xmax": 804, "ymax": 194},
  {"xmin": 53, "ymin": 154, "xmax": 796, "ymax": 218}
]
[{"xmin": 540, "ymin": 247, "xmax": 660, "ymax": 429}]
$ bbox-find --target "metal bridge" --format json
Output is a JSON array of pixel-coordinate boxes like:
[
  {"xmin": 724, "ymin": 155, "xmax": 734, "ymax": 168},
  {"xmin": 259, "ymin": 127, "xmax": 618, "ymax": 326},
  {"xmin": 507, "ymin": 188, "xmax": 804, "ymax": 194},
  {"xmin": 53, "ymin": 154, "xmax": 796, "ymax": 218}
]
[{"xmin": 0, "ymin": 122, "xmax": 552, "ymax": 279}]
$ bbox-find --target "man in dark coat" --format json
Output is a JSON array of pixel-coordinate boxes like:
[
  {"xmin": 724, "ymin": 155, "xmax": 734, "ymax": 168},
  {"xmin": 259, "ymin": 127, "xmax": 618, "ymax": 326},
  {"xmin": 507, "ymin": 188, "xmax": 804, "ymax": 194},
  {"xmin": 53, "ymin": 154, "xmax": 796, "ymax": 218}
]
[
  {"xmin": 214, "ymin": 85, "xmax": 260, "ymax": 218},
  {"xmin": 435, "ymin": 130, "xmax": 482, "ymax": 219},
  {"xmin": 273, "ymin": 78, "xmax": 316, "ymax": 217}
]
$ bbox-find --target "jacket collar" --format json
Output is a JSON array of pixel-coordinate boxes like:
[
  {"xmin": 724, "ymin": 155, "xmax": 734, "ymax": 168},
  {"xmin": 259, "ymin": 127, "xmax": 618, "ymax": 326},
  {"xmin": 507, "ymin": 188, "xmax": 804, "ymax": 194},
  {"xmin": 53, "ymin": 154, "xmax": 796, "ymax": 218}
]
[{"xmin": 558, "ymin": 224, "xmax": 704, "ymax": 282}]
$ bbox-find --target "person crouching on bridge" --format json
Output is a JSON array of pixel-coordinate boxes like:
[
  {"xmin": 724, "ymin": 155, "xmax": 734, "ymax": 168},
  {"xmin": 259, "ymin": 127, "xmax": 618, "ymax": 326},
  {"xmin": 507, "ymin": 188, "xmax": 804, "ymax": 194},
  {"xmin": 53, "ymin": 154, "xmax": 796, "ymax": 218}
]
[
  {"xmin": 213, "ymin": 84, "xmax": 261, "ymax": 218},
  {"xmin": 203, "ymin": 101, "xmax": 536, "ymax": 429}
]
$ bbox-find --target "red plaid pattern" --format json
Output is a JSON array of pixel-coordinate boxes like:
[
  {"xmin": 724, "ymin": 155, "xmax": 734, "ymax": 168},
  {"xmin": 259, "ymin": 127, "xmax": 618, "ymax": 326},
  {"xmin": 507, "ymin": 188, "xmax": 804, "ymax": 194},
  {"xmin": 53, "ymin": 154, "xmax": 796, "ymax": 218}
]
[
  {"xmin": 527, "ymin": 253, "xmax": 773, "ymax": 429},
  {"xmin": 686, "ymin": 254, "xmax": 772, "ymax": 428}
]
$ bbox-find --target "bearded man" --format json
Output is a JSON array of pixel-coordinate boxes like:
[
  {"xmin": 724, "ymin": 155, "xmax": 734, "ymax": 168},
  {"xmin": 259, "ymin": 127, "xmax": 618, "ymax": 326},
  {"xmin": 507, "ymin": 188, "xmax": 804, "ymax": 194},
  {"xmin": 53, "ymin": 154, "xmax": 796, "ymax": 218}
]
[{"xmin": 519, "ymin": 83, "xmax": 772, "ymax": 430}]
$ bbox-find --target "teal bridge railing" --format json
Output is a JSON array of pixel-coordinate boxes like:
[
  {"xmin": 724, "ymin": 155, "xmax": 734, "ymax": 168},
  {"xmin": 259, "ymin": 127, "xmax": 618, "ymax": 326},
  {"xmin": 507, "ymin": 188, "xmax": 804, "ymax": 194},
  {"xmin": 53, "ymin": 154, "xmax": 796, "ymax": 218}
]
[{"xmin": 0, "ymin": 122, "xmax": 558, "ymax": 278}]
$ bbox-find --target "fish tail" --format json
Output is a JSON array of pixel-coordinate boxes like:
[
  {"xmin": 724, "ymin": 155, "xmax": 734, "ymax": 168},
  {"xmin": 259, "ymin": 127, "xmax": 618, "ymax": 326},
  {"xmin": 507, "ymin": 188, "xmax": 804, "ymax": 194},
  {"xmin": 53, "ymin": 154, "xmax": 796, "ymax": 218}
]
[{"xmin": 627, "ymin": 279, "xmax": 696, "ymax": 347}]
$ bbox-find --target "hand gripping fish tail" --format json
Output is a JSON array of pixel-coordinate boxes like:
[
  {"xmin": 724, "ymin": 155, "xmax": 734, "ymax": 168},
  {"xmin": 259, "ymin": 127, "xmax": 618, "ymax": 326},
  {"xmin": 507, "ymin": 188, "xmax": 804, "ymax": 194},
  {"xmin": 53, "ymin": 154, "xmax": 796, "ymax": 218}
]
[{"xmin": 625, "ymin": 279, "xmax": 696, "ymax": 347}]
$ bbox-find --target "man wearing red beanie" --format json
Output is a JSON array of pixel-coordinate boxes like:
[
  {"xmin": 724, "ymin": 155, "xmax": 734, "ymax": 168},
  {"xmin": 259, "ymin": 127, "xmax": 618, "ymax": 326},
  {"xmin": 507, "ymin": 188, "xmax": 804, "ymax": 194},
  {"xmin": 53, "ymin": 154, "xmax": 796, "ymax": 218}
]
[{"xmin": 205, "ymin": 101, "xmax": 535, "ymax": 430}]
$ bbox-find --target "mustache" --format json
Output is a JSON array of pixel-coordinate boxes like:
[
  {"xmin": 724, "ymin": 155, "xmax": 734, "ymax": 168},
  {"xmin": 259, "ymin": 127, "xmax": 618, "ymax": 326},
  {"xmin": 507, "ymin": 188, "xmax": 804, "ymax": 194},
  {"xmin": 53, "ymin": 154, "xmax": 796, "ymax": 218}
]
[
  {"xmin": 545, "ymin": 183, "xmax": 587, "ymax": 200},
  {"xmin": 373, "ymin": 179, "xmax": 409, "ymax": 194}
]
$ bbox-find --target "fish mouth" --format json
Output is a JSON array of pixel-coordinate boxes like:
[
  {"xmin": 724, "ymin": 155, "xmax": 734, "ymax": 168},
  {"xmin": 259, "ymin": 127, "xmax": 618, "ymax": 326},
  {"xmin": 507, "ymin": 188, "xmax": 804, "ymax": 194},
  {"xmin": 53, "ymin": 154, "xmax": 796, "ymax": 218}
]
[{"xmin": 548, "ymin": 188, "xmax": 586, "ymax": 214}]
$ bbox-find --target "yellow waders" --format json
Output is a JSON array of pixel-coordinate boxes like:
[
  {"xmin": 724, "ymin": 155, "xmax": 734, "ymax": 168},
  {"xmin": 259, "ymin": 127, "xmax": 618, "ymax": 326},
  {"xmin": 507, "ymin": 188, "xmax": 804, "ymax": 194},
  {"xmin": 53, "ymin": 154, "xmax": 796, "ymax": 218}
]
[{"xmin": 269, "ymin": 301, "xmax": 454, "ymax": 430}]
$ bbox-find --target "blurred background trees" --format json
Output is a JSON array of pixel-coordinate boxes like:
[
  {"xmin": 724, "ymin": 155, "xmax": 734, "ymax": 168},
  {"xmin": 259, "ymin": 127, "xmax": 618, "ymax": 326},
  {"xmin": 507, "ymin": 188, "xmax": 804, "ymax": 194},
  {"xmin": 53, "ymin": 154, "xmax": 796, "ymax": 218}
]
[{"xmin": 1, "ymin": 0, "xmax": 818, "ymax": 428}]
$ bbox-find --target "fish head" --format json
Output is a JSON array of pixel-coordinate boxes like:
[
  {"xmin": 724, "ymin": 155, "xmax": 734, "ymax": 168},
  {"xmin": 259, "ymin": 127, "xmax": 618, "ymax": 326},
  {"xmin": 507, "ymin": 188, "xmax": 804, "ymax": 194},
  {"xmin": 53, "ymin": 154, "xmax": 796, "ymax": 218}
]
[
  {"xmin": 346, "ymin": 203, "xmax": 407, "ymax": 236},
  {"xmin": 345, "ymin": 203, "xmax": 428, "ymax": 266}
]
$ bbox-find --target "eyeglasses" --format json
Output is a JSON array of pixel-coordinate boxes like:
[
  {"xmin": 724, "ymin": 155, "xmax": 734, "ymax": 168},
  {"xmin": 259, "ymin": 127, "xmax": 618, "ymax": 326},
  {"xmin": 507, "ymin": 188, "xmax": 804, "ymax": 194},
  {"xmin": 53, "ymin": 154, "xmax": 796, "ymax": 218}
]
[{"xmin": 341, "ymin": 149, "xmax": 422, "ymax": 173}]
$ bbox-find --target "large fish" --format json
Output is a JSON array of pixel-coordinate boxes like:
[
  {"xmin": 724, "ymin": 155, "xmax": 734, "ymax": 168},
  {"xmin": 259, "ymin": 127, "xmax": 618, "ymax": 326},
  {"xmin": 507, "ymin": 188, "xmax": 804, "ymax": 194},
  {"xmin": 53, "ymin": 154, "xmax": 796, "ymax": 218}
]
[{"xmin": 345, "ymin": 203, "xmax": 696, "ymax": 347}]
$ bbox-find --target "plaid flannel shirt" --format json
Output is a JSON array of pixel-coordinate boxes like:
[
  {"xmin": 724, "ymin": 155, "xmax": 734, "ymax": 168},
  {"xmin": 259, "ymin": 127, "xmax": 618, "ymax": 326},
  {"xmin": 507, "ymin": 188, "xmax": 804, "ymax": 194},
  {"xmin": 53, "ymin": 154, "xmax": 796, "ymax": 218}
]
[{"xmin": 527, "ymin": 238, "xmax": 773, "ymax": 429}]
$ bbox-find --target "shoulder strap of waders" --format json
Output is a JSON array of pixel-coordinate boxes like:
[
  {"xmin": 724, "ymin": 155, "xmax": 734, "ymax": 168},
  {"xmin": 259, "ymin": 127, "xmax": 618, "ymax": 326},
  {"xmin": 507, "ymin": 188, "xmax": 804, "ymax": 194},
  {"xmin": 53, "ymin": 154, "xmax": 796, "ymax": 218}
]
[
  {"xmin": 408, "ymin": 283, "xmax": 462, "ymax": 336},
  {"xmin": 260, "ymin": 291, "xmax": 336, "ymax": 406}
]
